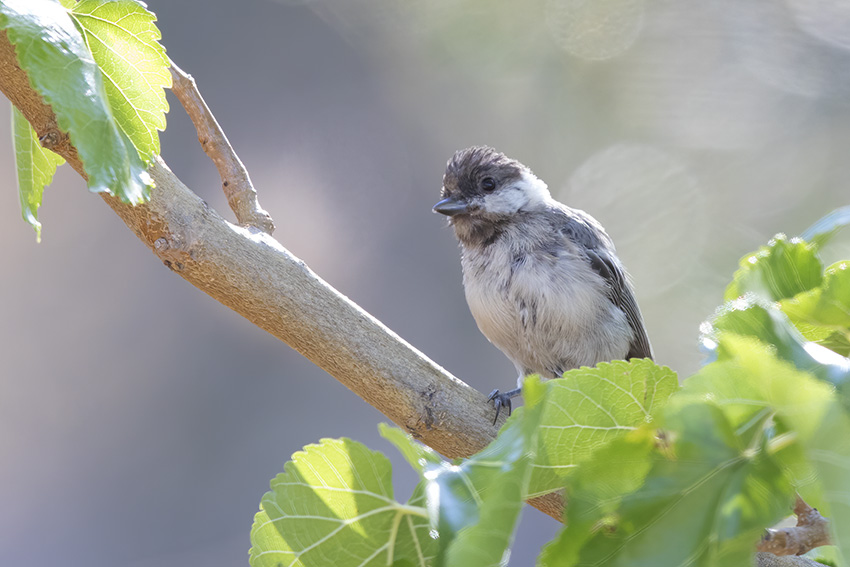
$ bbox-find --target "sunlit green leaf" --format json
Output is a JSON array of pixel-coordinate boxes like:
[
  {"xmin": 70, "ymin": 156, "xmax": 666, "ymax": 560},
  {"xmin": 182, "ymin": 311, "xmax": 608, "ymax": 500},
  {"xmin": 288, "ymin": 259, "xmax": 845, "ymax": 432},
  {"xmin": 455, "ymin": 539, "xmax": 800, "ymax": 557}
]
[
  {"xmin": 394, "ymin": 480, "xmax": 438, "ymax": 567},
  {"xmin": 0, "ymin": 0, "xmax": 152, "ymax": 203},
  {"xmin": 703, "ymin": 297, "xmax": 850, "ymax": 400},
  {"xmin": 683, "ymin": 336, "xmax": 850, "ymax": 563},
  {"xmin": 377, "ymin": 424, "xmax": 447, "ymax": 565},
  {"xmin": 380, "ymin": 423, "xmax": 443, "ymax": 476},
  {"xmin": 787, "ymin": 319, "xmax": 850, "ymax": 358},
  {"xmin": 779, "ymin": 261, "xmax": 850, "ymax": 359},
  {"xmin": 725, "ymin": 234, "xmax": 823, "ymax": 302},
  {"xmin": 427, "ymin": 376, "xmax": 546, "ymax": 567},
  {"xmin": 69, "ymin": 0, "xmax": 170, "ymax": 161},
  {"xmin": 11, "ymin": 107, "xmax": 64, "ymax": 241},
  {"xmin": 537, "ymin": 429, "xmax": 656, "ymax": 566},
  {"xmin": 817, "ymin": 330, "xmax": 850, "ymax": 358},
  {"xmin": 249, "ymin": 438, "xmax": 435, "ymax": 567},
  {"xmin": 527, "ymin": 359, "xmax": 678, "ymax": 497},
  {"xmin": 541, "ymin": 341, "xmax": 796, "ymax": 567},
  {"xmin": 782, "ymin": 261, "xmax": 850, "ymax": 330}
]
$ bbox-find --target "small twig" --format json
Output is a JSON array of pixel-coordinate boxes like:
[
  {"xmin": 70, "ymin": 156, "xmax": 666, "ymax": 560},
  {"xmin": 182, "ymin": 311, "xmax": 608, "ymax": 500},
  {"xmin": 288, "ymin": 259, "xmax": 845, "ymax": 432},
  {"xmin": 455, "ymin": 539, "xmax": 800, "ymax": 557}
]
[
  {"xmin": 758, "ymin": 496, "xmax": 832, "ymax": 556},
  {"xmin": 168, "ymin": 60, "xmax": 275, "ymax": 234}
]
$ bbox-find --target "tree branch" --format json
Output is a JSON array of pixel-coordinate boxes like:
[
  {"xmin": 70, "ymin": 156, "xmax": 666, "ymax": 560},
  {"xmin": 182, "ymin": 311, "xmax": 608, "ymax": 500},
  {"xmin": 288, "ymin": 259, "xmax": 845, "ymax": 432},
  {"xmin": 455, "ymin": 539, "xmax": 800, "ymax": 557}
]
[
  {"xmin": 168, "ymin": 61, "xmax": 274, "ymax": 234},
  {"xmin": 0, "ymin": 29, "xmax": 563, "ymax": 520},
  {"xmin": 755, "ymin": 553, "xmax": 830, "ymax": 567},
  {"xmin": 758, "ymin": 496, "xmax": 832, "ymax": 557}
]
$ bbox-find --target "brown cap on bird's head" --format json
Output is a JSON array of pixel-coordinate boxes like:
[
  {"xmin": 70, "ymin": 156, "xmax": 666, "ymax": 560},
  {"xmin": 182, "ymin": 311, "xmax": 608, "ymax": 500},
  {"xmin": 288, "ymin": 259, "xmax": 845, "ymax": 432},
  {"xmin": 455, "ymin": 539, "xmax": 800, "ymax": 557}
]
[
  {"xmin": 441, "ymin": 146, "xmax": 526, "ymax": 203},
  {"xmin": 433, "ymin": 147, "xmax": 552, "ymax": 248}
]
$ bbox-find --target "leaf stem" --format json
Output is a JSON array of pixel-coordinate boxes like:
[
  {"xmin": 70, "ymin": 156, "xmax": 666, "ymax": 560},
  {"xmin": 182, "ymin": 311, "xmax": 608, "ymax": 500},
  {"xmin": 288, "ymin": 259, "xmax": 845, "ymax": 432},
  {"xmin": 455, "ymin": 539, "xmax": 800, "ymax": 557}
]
[{"xmin": 386, "ymin": 504, "xmax": 428, "ymax": 566}]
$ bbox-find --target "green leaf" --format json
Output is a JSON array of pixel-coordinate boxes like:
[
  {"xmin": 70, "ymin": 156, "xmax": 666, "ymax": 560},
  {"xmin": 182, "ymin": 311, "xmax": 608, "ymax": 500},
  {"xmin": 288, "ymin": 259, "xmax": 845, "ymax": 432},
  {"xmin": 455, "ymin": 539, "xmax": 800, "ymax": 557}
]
[
  {"xmin": 545, "ymin": 405, "xmax": 791, "ymax": 567},
  {"xmin": 807, "ymin": 545, "xmax": 841, "ymax": 567},
  {"xmin": 780, "ymin": 261, "xmax": 850, "ymax": 359},
  {"xmin": 782, "ymin": 261, "xmax": 850, "ymax": 330},
  {"xmin": 817, "ymin": 330, "xmax": 850, "ymax": 358},
  {"xmin": 703, "ymin": 297, "xmax": 850, "ymax": 398},
  {"xmin": 0, "ymin": 0, "xmax": 152, "ymax": 203},
  {"xmin": 380, "ymin": 423, "xmax": 443, "ymax": 476},
  {"xmin": 69, "ymin": 0, "xmax": 170, "ymax": 161},
  {"xmin": 377, "ymin": 424, "xmax": 450, "ymax": 566},
  {"xmin": 537, "ymin": 429, "xmax": 656, "ymax": 566},
  {"xmin": 12, "ymin": 106, "xmax": 64, "ymax": 241},
  {"xmin": 786, "ymin": 319, "xmax": 850, "ymax": 358},
  {"xmin": 725, "ymin": 234, "xmax": 823, "ymax": 302},
  {"xmin": 801, "ymin": 205, "xmax": 850, "ymax": 249},
  {"xmin": 793, "ymin": 404, "xmax": 850, "ymax": 565},
  {"xmin": 394, "ymin": 481, "xmax": 438, "ymax": 567},
  {"xmin": 426, "ymin": 376, "xmax": 547, "ymax": 567},
  {"xmin": 527, "ymin": 359, "xmax": 679, "ymax": 497},
  {"xmin": 249, "ymin": 438, "xmax": 435, "ymax": 567},
  {"xmin": 541, "ymin": 349, "xmax": 795, "ymax": 567},
  {"xmin": 683, "ymin": 336, "xmax": 850, "ymax": 563}
]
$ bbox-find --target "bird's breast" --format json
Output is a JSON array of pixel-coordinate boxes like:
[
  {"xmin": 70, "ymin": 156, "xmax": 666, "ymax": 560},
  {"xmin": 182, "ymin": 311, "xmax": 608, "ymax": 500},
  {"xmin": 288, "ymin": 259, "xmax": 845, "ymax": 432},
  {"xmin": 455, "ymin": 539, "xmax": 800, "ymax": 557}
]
[{"xmin": 461, "ymin": 242, "xmax": 630, "ymax": 377}]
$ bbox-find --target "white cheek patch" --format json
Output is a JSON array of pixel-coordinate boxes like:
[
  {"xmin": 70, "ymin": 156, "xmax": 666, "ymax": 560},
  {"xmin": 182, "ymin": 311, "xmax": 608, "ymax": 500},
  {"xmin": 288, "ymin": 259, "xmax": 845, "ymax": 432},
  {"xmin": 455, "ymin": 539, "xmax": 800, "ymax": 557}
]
[
  {"xmin": 483, "ymin": 186, "xmax": 527, "ymax": 214},
  {"xmin": 483, "ymin": 171, "xmax": 552, "ymax": 214},
  {"xmin": 521, "ymin": 171, "xmax": 551, "ymax": 207}
]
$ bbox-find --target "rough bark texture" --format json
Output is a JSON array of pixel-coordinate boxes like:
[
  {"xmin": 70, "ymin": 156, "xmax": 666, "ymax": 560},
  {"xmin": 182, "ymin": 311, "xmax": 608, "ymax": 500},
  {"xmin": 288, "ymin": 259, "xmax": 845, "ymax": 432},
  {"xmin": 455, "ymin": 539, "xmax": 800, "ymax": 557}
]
[
  {"xmin": 758, "ymin": 497, "xmax": 832, "ymax": 557},
  {"xmin": 755, "ymin": 554, "xmax": 829, "ymax": 567}
]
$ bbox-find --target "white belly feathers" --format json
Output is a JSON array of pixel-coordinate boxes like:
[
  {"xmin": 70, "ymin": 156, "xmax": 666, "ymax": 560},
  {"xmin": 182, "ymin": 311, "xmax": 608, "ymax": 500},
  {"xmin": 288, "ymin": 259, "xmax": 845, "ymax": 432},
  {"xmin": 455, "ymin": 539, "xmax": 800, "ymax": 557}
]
[{"xmin": 461, "ymin": 240, "xmax": 630, "ymax": 380}]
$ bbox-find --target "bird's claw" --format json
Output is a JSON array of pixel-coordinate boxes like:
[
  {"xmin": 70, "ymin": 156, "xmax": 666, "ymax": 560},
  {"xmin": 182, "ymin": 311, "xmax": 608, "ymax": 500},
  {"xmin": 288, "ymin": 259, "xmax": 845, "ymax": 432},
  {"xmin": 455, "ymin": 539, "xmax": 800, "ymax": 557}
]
[{"xmin": 487, "ymin": 389, "xmax": 513, "ymax": 425}]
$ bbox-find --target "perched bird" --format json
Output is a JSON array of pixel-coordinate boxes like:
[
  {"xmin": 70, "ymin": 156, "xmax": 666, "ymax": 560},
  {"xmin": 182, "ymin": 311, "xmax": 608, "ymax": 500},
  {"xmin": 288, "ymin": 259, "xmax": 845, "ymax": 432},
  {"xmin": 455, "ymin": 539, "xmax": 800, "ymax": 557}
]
[{"xmin": 433, "ymin": 146, "xmax": 653, "ymax": 422}]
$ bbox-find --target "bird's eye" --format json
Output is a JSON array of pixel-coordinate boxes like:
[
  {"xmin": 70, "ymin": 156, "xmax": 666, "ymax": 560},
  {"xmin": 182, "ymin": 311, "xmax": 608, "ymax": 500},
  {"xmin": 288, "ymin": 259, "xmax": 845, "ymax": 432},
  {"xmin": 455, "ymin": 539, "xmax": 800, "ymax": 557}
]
[{"xmin": 481, "ymin": 177, "xmax": 497, "ymax": 192}]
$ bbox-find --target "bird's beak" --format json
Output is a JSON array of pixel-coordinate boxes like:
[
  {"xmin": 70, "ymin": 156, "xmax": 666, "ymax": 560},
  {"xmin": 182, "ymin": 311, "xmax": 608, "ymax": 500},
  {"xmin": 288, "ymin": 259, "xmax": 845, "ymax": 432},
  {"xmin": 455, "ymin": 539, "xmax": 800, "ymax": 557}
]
[{"xmin": 433, "ymin": 196, "xmax": 470, "ymax": 216}]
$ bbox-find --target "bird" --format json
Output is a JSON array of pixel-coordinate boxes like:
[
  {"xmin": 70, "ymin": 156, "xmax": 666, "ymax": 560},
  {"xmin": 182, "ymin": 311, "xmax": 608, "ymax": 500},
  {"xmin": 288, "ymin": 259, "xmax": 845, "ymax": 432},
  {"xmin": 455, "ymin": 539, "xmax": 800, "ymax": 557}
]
[{"xmin": 433, "ymin": 146, "xmax": 653, "ymax": 423}]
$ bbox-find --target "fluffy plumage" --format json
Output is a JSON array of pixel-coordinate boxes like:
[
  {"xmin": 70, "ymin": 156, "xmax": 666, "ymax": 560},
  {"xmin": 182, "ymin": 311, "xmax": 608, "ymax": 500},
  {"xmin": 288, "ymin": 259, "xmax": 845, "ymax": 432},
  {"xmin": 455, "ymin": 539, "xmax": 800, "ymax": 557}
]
[{"xmin": 436, "ymin": 146, "xmax": 653, "ymax": 395}]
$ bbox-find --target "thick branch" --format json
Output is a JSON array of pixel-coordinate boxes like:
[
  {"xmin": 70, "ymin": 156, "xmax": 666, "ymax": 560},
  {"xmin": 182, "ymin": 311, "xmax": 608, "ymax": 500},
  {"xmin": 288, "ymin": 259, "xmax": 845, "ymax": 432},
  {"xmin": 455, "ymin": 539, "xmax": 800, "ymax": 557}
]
[
  {"xmin": 0, "ymin": 30, "xmax": 562, "ymax": 520},
  {"xmin": 758, "ymin": 496, "xmax": 832, "ymax": 556}
]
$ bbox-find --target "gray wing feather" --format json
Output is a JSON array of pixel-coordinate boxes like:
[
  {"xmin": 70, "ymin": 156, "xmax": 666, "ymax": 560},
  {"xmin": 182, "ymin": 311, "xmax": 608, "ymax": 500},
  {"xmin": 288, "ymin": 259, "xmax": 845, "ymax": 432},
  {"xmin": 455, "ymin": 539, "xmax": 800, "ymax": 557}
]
[
  {"xmin": 585, "ymin": 248, "xmax": 654, "ymax": 360},
  {"xmin": 557, "ymin": 209, "xmax": 653, "ymax": 360}
]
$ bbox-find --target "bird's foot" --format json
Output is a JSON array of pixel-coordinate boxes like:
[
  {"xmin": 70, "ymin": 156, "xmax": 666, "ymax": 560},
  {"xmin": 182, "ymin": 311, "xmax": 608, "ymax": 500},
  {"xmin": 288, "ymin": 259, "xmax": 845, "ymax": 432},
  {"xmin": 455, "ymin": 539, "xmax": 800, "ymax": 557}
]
[{"xmin": 487, "ymin": 387, "xmax": 522, "ymax": 425}]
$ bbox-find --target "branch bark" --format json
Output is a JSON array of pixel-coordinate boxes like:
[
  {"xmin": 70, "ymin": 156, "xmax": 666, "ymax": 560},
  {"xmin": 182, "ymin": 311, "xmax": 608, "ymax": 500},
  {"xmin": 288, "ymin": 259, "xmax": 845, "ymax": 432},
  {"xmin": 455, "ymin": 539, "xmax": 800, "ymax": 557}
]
[
  {"xmin": 168, "ymin": 61, "xmax": 274, "ymax": 234},
  {"xmin": 0, "ymin": 29, "xmax": 562, "ymax": 520},
  {"xmin": 758, "ymin": 496, "xmax": 832, "ymax": 557}
]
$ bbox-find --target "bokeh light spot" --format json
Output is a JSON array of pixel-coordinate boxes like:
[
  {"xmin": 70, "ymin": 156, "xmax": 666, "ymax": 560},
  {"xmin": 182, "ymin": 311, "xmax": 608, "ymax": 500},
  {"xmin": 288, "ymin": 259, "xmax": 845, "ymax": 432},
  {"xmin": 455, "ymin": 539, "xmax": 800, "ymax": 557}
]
[
  {"xmin": 545, "ymin": 0, "xmax": 645, "ymax": 60},
  {"xmin": 557, "ymin": 144, "xmax": 707, "ymax": 296}
]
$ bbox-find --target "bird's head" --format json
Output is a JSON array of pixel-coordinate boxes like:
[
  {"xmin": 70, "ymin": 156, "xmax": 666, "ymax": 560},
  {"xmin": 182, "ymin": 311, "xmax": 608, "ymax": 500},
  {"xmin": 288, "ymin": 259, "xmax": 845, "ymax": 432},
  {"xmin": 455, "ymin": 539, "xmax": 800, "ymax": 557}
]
[{"xmin": 434, "ymin": 146, "xmax": 551, "ymax": 245}]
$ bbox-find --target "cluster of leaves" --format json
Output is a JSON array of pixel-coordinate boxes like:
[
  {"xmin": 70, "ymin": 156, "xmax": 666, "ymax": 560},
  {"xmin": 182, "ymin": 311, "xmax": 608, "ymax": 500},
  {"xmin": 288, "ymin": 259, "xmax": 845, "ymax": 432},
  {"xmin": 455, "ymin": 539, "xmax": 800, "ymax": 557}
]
[
  {"xmin": 249, "ymin": 214, "xmax": 850, "ymax": 567},
  {"xmin": 0, "ymin": 0, "xmax": 169, "ymax": 240}
]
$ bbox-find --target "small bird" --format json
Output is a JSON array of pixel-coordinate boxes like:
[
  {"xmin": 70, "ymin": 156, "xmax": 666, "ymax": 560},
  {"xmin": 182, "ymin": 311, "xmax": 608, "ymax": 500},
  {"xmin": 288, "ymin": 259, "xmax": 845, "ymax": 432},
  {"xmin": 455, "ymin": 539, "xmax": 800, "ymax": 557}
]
[{"xmin": 433, "ymin": 146, "xmax": 653, "ymax": 423}]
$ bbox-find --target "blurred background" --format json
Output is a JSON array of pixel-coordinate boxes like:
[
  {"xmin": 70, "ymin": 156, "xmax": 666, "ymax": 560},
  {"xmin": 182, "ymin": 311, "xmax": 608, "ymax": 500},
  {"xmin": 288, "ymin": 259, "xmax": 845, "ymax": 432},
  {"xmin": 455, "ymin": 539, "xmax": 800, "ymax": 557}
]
[{"xmin": 3, "ymin": 0, "xmax": 850, "ymax": 565}]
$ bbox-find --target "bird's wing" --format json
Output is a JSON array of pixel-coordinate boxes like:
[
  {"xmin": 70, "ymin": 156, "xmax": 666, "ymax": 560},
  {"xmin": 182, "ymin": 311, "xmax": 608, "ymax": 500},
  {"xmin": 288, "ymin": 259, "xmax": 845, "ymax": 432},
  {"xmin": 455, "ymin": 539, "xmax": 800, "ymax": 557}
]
[
  {"xmin": 584, "ymin": 249, "xmax": 654, "ymax": 360},
  {"xmin": 559, "ymin": 211, "xmax": 654, "ymax": 360}
]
